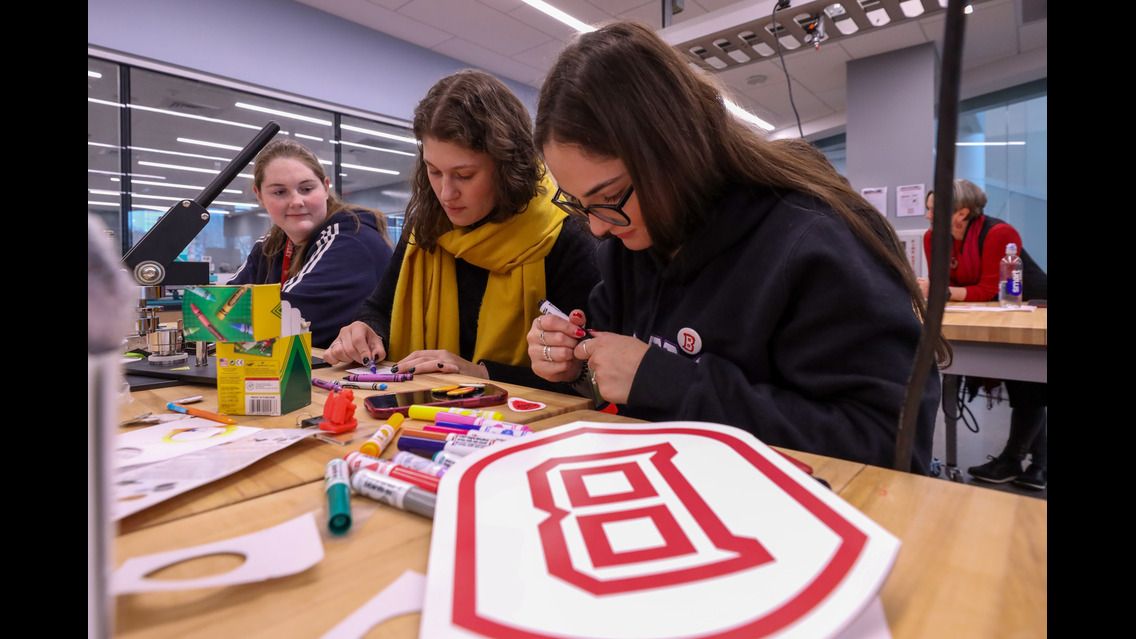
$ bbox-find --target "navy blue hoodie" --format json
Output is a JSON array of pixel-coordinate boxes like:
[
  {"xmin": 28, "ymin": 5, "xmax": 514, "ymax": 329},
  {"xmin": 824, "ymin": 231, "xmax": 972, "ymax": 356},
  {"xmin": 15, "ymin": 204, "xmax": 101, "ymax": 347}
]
[
  {"xmin": 230, "ymin": 209, "xmax": 393, "ymax": 348},
  {"xmin": 592, "ymin": 184, "xmax": 939, "ymax": 473}
]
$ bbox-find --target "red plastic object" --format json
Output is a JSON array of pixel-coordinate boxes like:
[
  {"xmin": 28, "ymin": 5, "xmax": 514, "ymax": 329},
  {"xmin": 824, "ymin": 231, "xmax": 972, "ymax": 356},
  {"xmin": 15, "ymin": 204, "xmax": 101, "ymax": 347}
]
[{"xmin": 319, "ymin": 389, "xmax": 358, "ymax": 434}]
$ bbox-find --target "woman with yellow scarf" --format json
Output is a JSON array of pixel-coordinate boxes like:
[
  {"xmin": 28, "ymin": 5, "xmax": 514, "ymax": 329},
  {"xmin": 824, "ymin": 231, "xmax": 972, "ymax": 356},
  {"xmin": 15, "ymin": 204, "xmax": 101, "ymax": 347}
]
[{"xmin": 324, "ymin": 70, "xmax": 598, "ymax": 389}]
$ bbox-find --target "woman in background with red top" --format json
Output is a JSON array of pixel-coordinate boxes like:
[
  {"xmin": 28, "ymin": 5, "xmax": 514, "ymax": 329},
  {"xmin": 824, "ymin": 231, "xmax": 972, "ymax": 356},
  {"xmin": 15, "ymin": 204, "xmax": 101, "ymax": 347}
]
[{"xmin": 918, "ymin": 179, "xmax": 1048, "ymax": 490}]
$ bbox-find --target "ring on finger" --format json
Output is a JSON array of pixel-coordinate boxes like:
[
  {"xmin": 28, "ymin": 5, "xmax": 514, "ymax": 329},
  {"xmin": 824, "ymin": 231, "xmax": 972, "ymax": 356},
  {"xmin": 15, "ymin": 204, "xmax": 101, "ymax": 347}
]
[
  {"xmin": 581, "ymin": 339, "xmax": 591, "ymax": 358},
  {"xmin": 539, "ymin": 330, "xmax": 547, "ymax": 346},
  {"xmin": 542, "ymin": 344, "xmax": 553, "ymax": 362}
]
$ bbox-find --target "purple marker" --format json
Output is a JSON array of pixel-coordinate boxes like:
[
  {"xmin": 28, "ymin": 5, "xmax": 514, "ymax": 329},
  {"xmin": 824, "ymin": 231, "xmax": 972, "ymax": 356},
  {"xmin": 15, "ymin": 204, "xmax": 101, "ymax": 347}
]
[
  {"xmin": 339, "ymin": 382, "xmax": 388, "ymax": 391},
  {"xmin": 312, "ymin": 378, "xmax": 341, "ymax": 392},
  {"xmin": 345, "ymin": 373, "xmax": 413, "ymax": 383}
]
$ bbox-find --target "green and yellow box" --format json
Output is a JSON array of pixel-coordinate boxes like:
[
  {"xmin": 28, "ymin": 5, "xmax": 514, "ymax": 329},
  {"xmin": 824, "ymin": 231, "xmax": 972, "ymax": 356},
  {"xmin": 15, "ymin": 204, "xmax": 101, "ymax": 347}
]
[
  {"xmin": 216, "ymin": 333, "xmax": 312, "ymax": 416},
  {"xmin": 181, "ymin": 284, "xmax": 282, "ymax": 343}
]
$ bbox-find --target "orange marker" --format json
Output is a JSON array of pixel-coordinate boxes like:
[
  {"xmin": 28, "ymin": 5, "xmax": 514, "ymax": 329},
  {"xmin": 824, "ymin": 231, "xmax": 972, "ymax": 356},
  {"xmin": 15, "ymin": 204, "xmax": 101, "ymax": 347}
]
[{"xmin": 166, "ymin": 402, "xmax": 237, "ymax": 425}]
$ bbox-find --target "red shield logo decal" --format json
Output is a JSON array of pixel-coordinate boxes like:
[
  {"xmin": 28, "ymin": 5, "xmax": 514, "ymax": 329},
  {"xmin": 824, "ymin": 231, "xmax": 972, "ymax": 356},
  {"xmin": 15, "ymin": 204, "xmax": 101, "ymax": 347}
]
[{"xmin": 421, "ymin": 422, "xmax": 899, "ymax": 639}]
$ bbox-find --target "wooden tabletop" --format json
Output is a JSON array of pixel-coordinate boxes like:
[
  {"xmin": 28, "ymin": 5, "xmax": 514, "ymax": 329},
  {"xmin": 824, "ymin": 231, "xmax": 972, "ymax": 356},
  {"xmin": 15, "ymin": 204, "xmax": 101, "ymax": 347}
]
[
  {"xmin": 842, "ymin": 465, "xmax": 1047, "ymax": 638},
  {"xmin": 940, "ymin": 303, "xmax": 1048, "ymax": 346},
  {"xmin": 118, "ymin": 367, "xmax": 590, "ymax": 533},
  {"xmin": 114, "ymin": 445, "xmax": 1046, "ymax": 638}
]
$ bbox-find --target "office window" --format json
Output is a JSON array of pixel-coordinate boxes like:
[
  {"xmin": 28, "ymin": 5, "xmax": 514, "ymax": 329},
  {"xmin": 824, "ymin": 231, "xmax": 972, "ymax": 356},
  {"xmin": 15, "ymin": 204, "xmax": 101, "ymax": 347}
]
[
  {"xmin": 813, "ymin": 134, "xmax": 847, "ymax": 177},
  {"xmin": 339, "ymin": 114, "xmax": 418, "ymax": 242},
  {"xmin": 87, "ymin": 58, "xmax": 121, "ymax": 244},
  {"xmin": 956, "ymin": 84, "xmax": 1047, "ymax": 270},
  {"xmin": 87, "ymin": 57, "xmax": 418, "ymax": 279}
]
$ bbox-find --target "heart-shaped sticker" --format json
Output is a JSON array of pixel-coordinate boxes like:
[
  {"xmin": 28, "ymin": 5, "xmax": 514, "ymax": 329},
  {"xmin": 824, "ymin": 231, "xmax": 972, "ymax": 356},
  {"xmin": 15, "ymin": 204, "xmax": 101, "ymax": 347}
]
[{"xmin": 508, "ymin": 397, "xmax": 546, "ymax": 413}]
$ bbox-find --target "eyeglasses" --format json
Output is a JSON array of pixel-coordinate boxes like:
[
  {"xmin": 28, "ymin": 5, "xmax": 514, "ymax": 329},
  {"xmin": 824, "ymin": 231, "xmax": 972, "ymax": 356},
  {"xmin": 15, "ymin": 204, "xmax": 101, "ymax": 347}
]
[{"xmin": 551, "ymin": 184, "xmax": 634, "ymax": 227}]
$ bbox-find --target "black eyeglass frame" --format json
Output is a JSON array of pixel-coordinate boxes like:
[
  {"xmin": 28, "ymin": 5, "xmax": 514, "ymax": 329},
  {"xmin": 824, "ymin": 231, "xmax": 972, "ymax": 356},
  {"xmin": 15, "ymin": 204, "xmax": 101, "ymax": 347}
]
[{"xmin": 551, "ymin": 185, "xmax": 635, "ymax": 227}]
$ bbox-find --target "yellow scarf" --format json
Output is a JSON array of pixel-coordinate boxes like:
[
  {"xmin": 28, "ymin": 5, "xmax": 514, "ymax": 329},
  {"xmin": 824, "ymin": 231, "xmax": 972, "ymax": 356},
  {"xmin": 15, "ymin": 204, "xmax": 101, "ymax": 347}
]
[{"xmin": 389, "ymin": 177, "xmax": 566, "ymax": 367}]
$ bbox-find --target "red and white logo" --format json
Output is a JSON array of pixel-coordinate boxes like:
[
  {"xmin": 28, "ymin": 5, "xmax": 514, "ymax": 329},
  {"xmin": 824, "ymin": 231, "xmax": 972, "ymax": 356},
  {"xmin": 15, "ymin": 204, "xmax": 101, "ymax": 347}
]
[
  {"xmin": 421, "ymin": 422, "xmax": 898, "ymax": 639},
  {"xmin": 677, "ymin": 327, "xmax": 702, "ymax": 355}
]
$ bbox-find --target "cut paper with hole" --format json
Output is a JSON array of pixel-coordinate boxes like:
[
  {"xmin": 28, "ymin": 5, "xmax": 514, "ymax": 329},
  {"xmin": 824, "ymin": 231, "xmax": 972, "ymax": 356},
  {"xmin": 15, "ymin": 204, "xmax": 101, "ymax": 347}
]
[
  {"xmin": 115, "ymin": 418, "xmax": 259, "ymax": 468},
  {"xmin": 320, "ymin": 571, "xmax": 426, "ymax": 639},
  {"xmin": 114, "ymin": 512, "xmax": 323, "ymax": 594}
]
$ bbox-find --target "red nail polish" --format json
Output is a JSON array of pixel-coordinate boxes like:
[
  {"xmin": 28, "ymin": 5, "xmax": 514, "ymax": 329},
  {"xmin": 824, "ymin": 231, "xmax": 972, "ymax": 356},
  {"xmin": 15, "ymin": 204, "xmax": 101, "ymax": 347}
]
[{"xmin": 575, "ymin": 329, "xmax": 586, "ymax": 338}]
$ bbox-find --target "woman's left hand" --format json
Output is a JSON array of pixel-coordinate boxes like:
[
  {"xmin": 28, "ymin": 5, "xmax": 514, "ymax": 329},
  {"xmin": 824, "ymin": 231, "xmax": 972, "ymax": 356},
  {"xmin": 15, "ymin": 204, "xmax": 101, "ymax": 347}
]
[
  {"xmin": 573, "ymin": 331, "xmax": 649, "ymax": 405},
  {"xmin": 392, "ymin": 349, "xmax": 489, "ymax": 378}
]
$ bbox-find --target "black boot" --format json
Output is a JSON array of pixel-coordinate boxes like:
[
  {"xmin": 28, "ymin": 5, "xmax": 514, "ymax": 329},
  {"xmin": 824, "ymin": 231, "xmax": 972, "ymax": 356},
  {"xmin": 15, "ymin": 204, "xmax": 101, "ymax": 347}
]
[{"xmin": 1014, "ymin": 421, "xmax": 1047, "ymax": 490}]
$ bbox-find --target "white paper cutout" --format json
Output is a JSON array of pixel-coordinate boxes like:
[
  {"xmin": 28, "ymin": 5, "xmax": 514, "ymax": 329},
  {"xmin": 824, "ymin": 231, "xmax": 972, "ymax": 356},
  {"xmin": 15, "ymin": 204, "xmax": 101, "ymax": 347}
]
[
  {"xmin": 114, "ymin": 512, "xmax": 323, "ymax": 594},
  {"xmin": 115, "ymin": 418, "xmax": 259, "ymax": 468},
  {"xmin": 321, "ymin": 571, "xmax": 426, "ymax": 639},
  {"xmin": 114, "ymin": 429, "xmax": 315, "ymax": 520}
]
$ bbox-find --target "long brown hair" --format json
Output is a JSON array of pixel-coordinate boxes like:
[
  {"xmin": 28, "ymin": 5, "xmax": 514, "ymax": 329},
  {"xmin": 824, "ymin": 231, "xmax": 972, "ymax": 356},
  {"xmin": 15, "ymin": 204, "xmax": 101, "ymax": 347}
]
[
  {"xmin": 253, "ymin": 138, "xmax": 391, "ymax": 279},
  {"xmin": 405, "ymin": 69, "xmax": 545, "ymax": 250},
  {"xmin": 535, "ymin": 22, "xmax": 946, "ymax": 362}
]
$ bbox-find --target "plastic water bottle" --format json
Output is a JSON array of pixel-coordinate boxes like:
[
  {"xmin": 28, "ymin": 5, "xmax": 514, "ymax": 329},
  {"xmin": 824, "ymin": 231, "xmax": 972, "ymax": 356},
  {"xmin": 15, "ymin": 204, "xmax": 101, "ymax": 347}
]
[{"xmin": 999, "ymin": 243, "xmax": 1023, "ymax": 307}]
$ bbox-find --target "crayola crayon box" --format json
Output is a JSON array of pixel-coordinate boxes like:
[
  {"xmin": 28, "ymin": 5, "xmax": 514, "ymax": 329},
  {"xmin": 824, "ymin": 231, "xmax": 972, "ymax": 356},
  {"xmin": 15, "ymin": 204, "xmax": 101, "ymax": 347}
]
[
  {"xmin": 181, "ymin": 285, "xmax": 312, "ymax": 416},
  {"xmin": 181, "ymin": 284, "xmax": 281, "ymax": 342},
  {"xmin": 216, "ymin": 330, "xmax": 312, "ymax": 416}
]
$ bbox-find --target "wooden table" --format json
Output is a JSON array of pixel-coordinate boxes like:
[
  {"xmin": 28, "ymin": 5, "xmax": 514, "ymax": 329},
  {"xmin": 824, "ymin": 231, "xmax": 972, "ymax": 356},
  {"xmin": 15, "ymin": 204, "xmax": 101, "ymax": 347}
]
[
  {"xmin": 842, "ymin": 465, "xmax": 1046, "ymax": 638},
  {"xmin": 115, "ymin": 411, "xmax": 1046, "ymax": 638},
  {"xmin": 938, "ymin": 304, "xmax": 1048, "ymax": 480},
  {"xmin": 118, "ymin": 367, "xmax": 590, "ymax": 534}
]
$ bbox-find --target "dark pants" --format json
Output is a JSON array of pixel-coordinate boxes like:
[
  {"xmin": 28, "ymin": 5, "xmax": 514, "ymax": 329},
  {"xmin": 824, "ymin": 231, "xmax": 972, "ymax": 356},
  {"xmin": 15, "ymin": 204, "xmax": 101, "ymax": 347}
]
[{"xmin": 1004, "ymin": 381, "xmax": 1047, "ymax": 469}]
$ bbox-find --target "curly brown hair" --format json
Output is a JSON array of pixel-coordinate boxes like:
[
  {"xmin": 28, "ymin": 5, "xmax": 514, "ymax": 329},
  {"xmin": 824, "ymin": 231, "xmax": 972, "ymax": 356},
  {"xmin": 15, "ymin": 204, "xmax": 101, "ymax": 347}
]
[{"xmin": 405, "ymin": 70, "xmax": 545, "ymax": 250}]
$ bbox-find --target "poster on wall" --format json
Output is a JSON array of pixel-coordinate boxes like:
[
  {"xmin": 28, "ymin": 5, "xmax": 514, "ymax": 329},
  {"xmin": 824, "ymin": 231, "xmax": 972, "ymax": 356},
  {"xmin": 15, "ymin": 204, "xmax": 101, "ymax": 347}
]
[
  {"xmin": 896, "ymin": 184, "xmax": 926, "ymax": 217},
  {"xmin": 860, "ymin": 187, "xmax": 887, "ymax": 216}
]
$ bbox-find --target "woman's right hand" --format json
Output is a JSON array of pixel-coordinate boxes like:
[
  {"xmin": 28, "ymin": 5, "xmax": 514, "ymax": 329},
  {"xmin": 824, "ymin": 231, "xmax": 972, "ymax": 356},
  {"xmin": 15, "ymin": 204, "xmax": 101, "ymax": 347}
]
[
  {"xmin": 323, "ymin": 321, "xmax": 386, "ymax": 367},
  {"xmin": 528, "ymin": 309, "xmax": 588, "ymax": 382}
]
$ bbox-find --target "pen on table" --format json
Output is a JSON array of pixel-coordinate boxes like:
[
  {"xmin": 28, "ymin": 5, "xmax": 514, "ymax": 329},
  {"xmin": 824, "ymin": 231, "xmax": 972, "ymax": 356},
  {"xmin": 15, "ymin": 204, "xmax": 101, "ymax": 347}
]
[{"xmin": 165, "ymin": 402, "xmax": 237, "ymax": 425}]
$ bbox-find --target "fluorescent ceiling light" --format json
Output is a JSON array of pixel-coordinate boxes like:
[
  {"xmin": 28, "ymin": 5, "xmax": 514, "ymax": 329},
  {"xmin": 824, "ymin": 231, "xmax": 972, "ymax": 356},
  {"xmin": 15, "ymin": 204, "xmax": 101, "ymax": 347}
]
[
  {"xmin": 724, "ymin": 98, "xmax": 775, "ymax": 131},
  {"xmin": 129, "ymin": 193, "xmax": 258, "ymax": 208},
  {"xmin": 295, "ymin": 133, "xmax": 324, "ymax": 142},
  {"xmin": 87, "ymin": 98, "xmax": 263, "ymax": 131},
  {"xmin": 88, "ymin": 169, "xmax": 167, "ymax": 180},
  {"xmin": 381, "ymin": 189, "xmax": 411, "ymax": 199},
  {"xmin": 138, "ymin": 160, "xmax": 254, "ymax": 180},
  {"xmin": 341, "ymin": 124, "xmax": 417, "ymax": 145},
  {"xmin": 236, "ymin": 102, "xmax": 332, "ymax": 126},
  {"xmin": 339, "ymin": 139, "xmax": 416, "ymax": 157},
  {"xmin": 956, "ymin": 141, "xmax": 1026, "ymax": 146},
  {"xmin": 132, "ymin": 178, "xmax": 242, "ymax": 194},
  {"xmin": 522, "ymin": 0, "xmax": 595, "ymax": 32},
  {"xmin": 130, "ymin": 204, "xmax": 171, "ymax": 212},
  {"xmin": 88, "ymin": 70, "xmax": 103, "ymax": 79},
  {"xmin": 342, "ymin": 162, "xmax": 399, "ymax": 176},
  {"xmin": 88, "ymin": 200, "xmax": 119, "ymax": 207},
  {"xmin": 177, "ymin": 137, "xmax": 244, "ymax": 151}
]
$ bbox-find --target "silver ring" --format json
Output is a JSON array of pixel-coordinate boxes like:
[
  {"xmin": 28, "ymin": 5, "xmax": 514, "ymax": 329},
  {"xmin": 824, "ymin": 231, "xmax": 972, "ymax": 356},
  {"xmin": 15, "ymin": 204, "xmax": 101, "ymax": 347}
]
[
  {"xmin": 539, "ymin": 330, "xmax": 547, "ymax": 346},
  {"xmin": 581, "ymin": 340, "xmax": 591, "ymax": 358},
  {"xmin": 542, "ymin": 344, "xmax": 553, "ymax": 362}
]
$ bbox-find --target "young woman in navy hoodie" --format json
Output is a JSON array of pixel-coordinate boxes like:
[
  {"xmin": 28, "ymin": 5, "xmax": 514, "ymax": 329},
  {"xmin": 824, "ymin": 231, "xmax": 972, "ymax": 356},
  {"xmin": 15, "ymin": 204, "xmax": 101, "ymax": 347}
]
[
  {"xmin": 528, "ymin": 22, "xmax": 944, "ymax": 473},
  {"xmin": 230, "ymin": 139, "xmax": 393, "ymax": 348}
]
